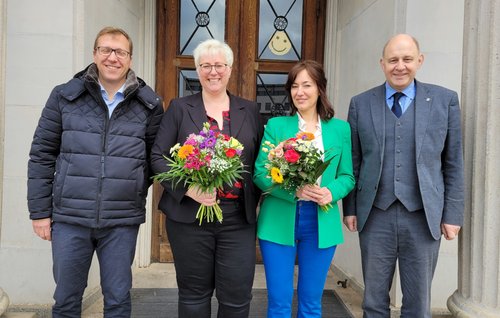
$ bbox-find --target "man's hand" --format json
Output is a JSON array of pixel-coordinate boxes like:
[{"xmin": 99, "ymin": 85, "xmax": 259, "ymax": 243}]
[
  {"xmin": 32, "ymin": 218, "xmax": 52, "ymax": 241},
  {"xmin": 441, "ymin": 223, "xmax": 461, "ymax": 240},
  {"xmin": 343, "ymin": 216, "xmax": 358, "ymax": 232}
]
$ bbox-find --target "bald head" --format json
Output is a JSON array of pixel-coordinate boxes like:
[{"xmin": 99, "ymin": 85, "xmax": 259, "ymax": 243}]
[
  {"xmin": 382, "ymin": 34, "xmax": 420, "ymax": 58},
  {"xmin": 379, "ymin": 33, "xmax": 424, "ymax": 91}
]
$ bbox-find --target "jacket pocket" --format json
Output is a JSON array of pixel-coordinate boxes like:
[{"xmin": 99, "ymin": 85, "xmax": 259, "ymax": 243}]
[
  {"xmin": 53, "ymin": 156, "xmax": 70, "ymax": 206},
  {"xmin": 135, "ymin": 165, "xmax": 146, "ymax": 208}
]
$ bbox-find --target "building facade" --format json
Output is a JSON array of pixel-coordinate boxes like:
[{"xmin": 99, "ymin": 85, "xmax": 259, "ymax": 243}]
[{"xmin": 0, "ymin": 0, "xmax": 498, "ymax": 317}]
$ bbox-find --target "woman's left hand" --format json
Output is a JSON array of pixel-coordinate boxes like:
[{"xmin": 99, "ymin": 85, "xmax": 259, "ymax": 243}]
[
  {"xmin": 314, "ymin": 186, "xmax": 333, "ymax": 206},
  {"xmin": 296, "ymin": 184, "xmax": 332, "ymax": 205}
]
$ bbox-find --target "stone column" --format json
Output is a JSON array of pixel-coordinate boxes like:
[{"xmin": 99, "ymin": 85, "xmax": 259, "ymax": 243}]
[
  {"xmin": 447, "ymin": 0, "xmax": 500, "ymax": 317},
  {"xmin": 0, "ymin": 288, "xmax": 8, "ymax": 315},
  {"xmin": 0, "ymin": 0, "xmax": 9, "ymax": 314}
]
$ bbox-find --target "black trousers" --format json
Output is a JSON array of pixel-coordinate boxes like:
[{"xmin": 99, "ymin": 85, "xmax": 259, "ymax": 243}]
[{"xmin": 166, "ymin": 200, "xmax": 256, "ymax": 318}]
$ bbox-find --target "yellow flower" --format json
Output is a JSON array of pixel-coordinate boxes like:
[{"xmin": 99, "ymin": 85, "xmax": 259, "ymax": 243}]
[
  {"xmin": 178, "ymin": 144, "xmax": 194, "ymax": 159},
  {"xmin": 270, "ymin": 167, "xmax": 284, "ymax": 183},
  {"xmin": 229, "ymin": 137, "xmax": 243, "ymax": 149}
]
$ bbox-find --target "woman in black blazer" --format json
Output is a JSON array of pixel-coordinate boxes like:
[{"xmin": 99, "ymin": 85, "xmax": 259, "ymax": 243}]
[{"xmin": 151, "ymin": 39, "xmax": 263, "ymax": 317}]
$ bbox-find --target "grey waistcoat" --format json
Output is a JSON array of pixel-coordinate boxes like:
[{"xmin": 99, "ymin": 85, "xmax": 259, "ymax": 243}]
[{"xmin": 373, "ymin": 101, "xmax": 424, "ymax": 211}]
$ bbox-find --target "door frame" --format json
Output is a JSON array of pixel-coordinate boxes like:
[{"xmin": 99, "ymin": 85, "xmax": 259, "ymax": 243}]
[
  {"xmin": 135, "ymin": 0, "xmax": 157, "ymax": 268},
  {"xmin": 150, "ymin": 0, "xmax": 327, "ymax": 263}
]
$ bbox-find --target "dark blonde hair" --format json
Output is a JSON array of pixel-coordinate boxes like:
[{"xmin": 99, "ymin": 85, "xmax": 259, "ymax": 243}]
[
  {"xmin": 93, "ymin": 27, "xmax": 133, "ymax": 56},
  {"xmin": 285, "ymin": 60, "xmax": 335, "ymax": 120}
]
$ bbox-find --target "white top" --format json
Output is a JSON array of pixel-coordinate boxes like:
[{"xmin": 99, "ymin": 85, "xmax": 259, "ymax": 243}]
[{"xmin": 297, "ymin": 113, "xmax": 324, "ymax": 186}]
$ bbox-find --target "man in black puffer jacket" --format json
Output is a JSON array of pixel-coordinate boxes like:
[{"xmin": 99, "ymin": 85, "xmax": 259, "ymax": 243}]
[{"xmin": 27, "ymin": 27, "xmax": 163, "ymax": 318}]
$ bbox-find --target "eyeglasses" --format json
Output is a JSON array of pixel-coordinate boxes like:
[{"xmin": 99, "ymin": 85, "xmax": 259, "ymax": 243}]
[
  {"xmin": 96, "ymin": 46, "xmax": 131, "ymax": 59},
  {"xmin": 198, "ymin": 63, "xmax": 228, "ymax": 74}
]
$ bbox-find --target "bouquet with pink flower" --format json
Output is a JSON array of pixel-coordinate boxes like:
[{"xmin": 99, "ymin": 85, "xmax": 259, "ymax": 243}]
[
  {"xmin": 153, "ymin": 122, "xmax": 246, "ymax": 225},
  {"xmin": 261, "ymin": 132, "xmax": 332, "ymax": 210}
]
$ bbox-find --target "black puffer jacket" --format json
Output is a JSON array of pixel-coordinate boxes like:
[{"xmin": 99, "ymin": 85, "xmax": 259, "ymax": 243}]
[{"xmin": 28, "ymin": 64, "xmax": 164, "ymax": 228}]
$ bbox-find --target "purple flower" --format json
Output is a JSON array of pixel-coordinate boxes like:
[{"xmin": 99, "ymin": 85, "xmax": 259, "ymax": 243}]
[
  {"xmin": 199, "ymin": 128, "xmax": 214, "ymax": 138},
  {"xmin": 200, "ymin": 137, "xmax": 216, "ymax": 149}
]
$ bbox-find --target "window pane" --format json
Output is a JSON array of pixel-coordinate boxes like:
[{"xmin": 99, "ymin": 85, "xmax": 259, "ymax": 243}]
[
  {"xmin": 179, "ymin": 70, "xmax": 201, "ymax": 97},
  {"xmin": 257, "ymin": 73, "xmax": 290, "ymax": 123},
  {"xmin": 258, "ymin": 0, "xmax": 303, "ymax": 61},
  {"xmin": 180, "ymin": 0, "xmax": 226, "ymax": 55}
]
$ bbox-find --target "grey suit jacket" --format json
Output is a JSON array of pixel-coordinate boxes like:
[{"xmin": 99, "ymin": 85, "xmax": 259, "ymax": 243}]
[{"xmin": 342, "ymin": 80, "xmax": 464, "ymax": 240}]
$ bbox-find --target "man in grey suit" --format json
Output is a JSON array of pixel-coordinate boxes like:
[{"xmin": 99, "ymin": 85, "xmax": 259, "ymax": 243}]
[{"xmin": 343, "ymin": 34, "xmax": 464, "ymax": 317}]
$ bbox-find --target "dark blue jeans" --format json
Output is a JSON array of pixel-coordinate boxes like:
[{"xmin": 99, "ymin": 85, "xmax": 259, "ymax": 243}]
[
  {"xmin": 260, "ymin": 201, "xmax": 337, "ymax": 318},
  {"xmin": 166, "ymin": 199, "xmax": 256, "ymax": 318},
  {"xmin": 51, "ymin": 222, "xmax": 139, "ymax": 318}
]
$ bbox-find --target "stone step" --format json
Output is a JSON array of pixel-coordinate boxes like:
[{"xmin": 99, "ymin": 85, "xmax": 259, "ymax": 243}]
[{"xmin": 1, "ymin": 313, "xmax": 37, "ymax": 318}]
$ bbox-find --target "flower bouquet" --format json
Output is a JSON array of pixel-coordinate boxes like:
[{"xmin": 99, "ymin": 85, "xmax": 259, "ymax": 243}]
[
  {"xmin": 154, "ymin": 122, "xmax": 246, "ymax": 225},
  {"xmin": 261, "ymin": 132, "xmax": 332, "ymax": 210}
]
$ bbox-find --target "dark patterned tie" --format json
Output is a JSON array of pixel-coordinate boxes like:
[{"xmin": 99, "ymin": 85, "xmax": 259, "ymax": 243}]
[{"xmin": 391, "ymin": 92, "xmax": 404, "ymax": 118}]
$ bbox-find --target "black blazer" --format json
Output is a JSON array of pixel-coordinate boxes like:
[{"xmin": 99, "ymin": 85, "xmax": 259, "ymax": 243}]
[{"xmin": 151, "ymin": 92, "xmax": 264, "ymax": 224}]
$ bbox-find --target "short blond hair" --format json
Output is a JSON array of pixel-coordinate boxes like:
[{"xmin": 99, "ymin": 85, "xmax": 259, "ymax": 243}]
[
  {"xmin": 193, "ymin": 39, "xmax": 233, "ymax": 67},
  {"xmin": 93, "ymin": 27, "xmax": 133, "ymax": 56}
]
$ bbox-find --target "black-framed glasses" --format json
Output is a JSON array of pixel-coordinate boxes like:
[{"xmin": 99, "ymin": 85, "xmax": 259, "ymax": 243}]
[
  {"xmin": 96, "ymin": 46, "xmax": 131, "ymax": 59},
  {"xmin": 198, "ymin": 63, "xmax": 228, "ymax": 74}
]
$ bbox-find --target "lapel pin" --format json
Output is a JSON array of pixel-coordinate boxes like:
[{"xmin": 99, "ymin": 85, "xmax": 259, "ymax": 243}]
[{"xmin": 426, "ymin": 98, "xmax": 431, "ymax": 102}]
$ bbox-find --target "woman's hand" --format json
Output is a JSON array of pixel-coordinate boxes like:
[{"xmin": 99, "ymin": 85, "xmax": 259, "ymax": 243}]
[
  {"xmin": 296, "ymin": 184, "xmax": 332, "ymax": 206},
  {"xmin": 186, "ymin": 186, "xmax": 217, "ymax": 206}
]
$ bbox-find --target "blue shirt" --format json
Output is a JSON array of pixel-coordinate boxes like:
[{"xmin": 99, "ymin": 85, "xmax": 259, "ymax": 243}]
[
  {"xmin": 100, "ymin": 83, "xmax": 125, "ymax": 118},
  {"xmin": 385, "ymin": 81, "xmax": 416, "ymax": 115}
]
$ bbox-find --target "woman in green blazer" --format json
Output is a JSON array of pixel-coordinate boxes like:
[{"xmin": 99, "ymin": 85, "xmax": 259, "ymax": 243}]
[{"xmin": 253, "ymin": 60, "xmax": 355, "ymax": 317}]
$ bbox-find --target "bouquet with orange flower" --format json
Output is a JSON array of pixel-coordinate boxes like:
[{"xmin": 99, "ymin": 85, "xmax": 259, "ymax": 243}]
[
  {"xmin": 153, "ymin": 122, "xmax": 246, "ymax": 225},
  {"xmin": 261, "ymin": 132, "xmax": 332, "ymax": 210}
]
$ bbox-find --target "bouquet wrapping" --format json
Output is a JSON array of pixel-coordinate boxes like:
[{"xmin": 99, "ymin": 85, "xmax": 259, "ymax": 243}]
[
  {"xmin": 261, "ymin": 132, "xmax": 332, "ymax": 210},
  {"xmin": 154, "ymin": 122, "xmax": 246, "ymax": 225}
]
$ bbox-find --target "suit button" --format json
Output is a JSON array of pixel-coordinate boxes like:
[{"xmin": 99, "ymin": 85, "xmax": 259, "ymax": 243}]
[{"xmin": 396, "ymin": 178, "xmax": 400, "ymax": 182}]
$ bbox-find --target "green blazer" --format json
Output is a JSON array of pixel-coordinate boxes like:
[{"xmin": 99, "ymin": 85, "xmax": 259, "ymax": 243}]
[{"xmin": 253, "ymin": 115, "xmax": 355, "ymax": 248}]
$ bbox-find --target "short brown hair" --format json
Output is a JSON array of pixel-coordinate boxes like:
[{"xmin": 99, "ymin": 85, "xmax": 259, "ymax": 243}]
[
  {"xmin": 285, "ymin": 60, "xmax": 335, "ymax": 120},
  {"xmin": 93, "ymin": 27, "xmax": 133, "ymax": 56}
]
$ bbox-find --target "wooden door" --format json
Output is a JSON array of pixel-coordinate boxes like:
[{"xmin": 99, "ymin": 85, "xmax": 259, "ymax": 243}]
[{"xmin": 152, "ymin": 0, "xmax": 326, "ymax": 262}]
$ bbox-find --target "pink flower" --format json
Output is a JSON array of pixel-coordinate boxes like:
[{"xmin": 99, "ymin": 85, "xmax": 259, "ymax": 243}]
[
  {"xmin": 284, "ymin": 149, "xmax": 300, "ymax": 163},
  {"xmin": 274, "ymin": 144, "xmax": 284, "ymax": 158}
]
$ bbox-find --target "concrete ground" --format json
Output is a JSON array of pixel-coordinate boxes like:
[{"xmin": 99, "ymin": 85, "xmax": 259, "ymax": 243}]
[
  {"xmin": 81, "ymin": 263, "xmax": 453, "ymax": 318},
  {"xmin": 81, "ymin": 263, "xmax": 363, "ymax": 318}
]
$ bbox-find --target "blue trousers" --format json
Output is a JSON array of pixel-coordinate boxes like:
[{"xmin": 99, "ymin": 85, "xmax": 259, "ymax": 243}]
[
  {"xmin": 51, "ymin": 222, "xmax": 139, "ymax": 318},
  {"xmin": 260, "ymin": 201, "xmax": 336, "ymax": 318}
]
